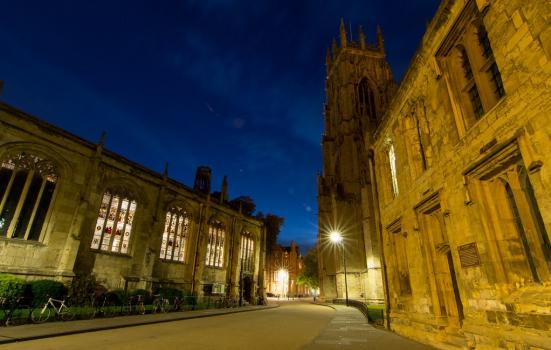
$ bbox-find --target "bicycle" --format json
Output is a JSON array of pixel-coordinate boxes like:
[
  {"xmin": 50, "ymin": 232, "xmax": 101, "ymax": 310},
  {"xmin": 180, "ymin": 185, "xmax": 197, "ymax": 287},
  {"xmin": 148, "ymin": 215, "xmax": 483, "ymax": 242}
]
[
  {"xmin": 95, "ymin": 293, "xmax": 117, "ymax": 317},
  {"xmin": 121, "ymin": 295, "xmax": 145, "ymax": 315},
  {"xmin": 31, "ymin": 296, "xmax": 74, "ymax": 323},
  {"xmin": 1, "ymin": 296, "xmax": 33, "ymax": 326},
  {"xmin": 215, "ymin": 297, "xmax": 237, "ymax": 309},
  {"xmin": 151, "ymin": 294, "xmax": 170, "ymax": 313},
  {"xmin": 171, "ymin": 296, "xmax": 183, "ymax": 312}
]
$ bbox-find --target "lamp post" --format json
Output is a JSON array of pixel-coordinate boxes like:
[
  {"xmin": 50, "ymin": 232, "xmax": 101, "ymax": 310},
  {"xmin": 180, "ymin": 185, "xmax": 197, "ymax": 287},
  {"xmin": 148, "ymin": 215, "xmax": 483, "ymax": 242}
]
[{"xmin": 330, "ymin": 231, "xmax": 348, "ymax": 306}]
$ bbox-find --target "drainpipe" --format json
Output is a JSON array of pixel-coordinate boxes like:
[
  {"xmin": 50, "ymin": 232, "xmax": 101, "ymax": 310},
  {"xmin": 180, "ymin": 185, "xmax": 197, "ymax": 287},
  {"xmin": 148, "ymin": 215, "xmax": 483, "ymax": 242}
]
[
  {"xmin": 191, "ymin": 201, "xmax": 206, "ymax": 295},
  {"xmin": 368, "ymin": 151, "xmax": 391, "ymax": 330}
]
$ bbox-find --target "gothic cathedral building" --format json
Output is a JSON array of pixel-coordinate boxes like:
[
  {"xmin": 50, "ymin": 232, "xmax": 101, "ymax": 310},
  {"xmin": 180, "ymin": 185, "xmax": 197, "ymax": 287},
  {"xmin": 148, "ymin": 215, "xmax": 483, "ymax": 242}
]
[
  {"xmin": 318, "ymin": 0, "xmax": 551, "ymax": 349},
  {"xmin": 318, "ymin": 20, "xmax": 395, "ymax": 303}
]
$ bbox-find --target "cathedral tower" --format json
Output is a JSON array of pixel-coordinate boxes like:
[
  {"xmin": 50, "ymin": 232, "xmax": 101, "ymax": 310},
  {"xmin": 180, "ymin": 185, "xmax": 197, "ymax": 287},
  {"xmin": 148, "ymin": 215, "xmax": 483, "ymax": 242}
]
[{"xmin": 317, "ymin": 20, "xmax": 396, "ymax": 302}]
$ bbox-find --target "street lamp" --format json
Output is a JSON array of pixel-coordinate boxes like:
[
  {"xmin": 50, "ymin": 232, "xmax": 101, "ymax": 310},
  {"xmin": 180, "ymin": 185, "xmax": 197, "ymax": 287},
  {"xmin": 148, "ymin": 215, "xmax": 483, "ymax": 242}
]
[{"xmin": 330, "ymin": 231, "xmax": 348, "ymax": 306}]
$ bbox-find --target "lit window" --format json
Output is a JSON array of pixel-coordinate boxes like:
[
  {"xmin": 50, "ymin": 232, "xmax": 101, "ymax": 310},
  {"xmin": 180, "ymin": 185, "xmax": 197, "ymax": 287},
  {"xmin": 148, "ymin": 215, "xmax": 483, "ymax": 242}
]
[
  {"xmin": 0, "ymin": 152, "xmax": 57, "ymax": 241},
  {"xmin": 160, "ymin": 207, "xmax": 190, "ymax": 262},
  {"xmin": 240, "ymin": 233, "xmax": 255, "ymax": 273},
  {"xmin": 387, "ymin": 140, "xmax": 399, "ymax": 198},
  {"xmin": 90, "ymin": 191, "xmax": 137, "ymax": 254},
  {"xmin": 206, "ymin": 221, "xmax": 225, "ymax": 268}
]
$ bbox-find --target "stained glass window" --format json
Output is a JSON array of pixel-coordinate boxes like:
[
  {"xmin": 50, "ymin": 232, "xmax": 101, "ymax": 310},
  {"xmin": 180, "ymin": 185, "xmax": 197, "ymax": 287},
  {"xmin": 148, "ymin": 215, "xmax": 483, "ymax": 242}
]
[
  {"xmin": 0, "ymin": 152, "xmax": 58, "ymax": 241},
  {"xmin": 159, "ymin": 206, "xmax": 190, "ymax": 262},
  {"xmin": 91, "ymin": 191, "xmax": 137, "ymax": 254},
  {"xmin": 240, "ymin": 233, "xmax": 255, "ymax": 273},
  {"xmin": 205, "ymin": 221, "xmax": 225, "ymax": 268}
]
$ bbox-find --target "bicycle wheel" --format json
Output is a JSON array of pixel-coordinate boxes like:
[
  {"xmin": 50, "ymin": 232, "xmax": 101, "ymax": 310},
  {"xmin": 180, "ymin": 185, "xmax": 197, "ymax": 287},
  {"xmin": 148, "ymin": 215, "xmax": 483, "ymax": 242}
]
[
  {"xmin": 5, "ymin": 307, "xmax": 31, "ymax": 326},
  {"xmin": 162, "ymin": 300, "xmax": 170, "ymax": 313},
  {"xmin": 136, "ymin": 302, "xmax": 145, "ymax": 315},
  {"xmin": 31, "ymin": 306, "xmax": 51, "ymax": 323},
  {"xmin": 152, "ymin": 300, "xmax": 160, "ymax": 314},
  {"xmin": 101, "ymin": 301, "xmax": 116, "ymax": 317},
  {"xmin": 60, "ymin": 306, "xmax": 75, "ymax": 321},
  {"xmin": 79, "ymin": 300, "xmax": 96, "ymax": 320}
]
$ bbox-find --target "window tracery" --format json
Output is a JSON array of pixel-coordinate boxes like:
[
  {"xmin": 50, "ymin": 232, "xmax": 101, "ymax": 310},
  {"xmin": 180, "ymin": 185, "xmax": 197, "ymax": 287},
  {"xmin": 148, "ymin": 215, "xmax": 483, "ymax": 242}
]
[
  {"xmin": 240, "ymin": 232, "xmax": 255, "ymax": 273},
  {"xmin": 385, "ymin": 138, "xmax": 399, "ymax": 198},
  {"xmin": 0, "ymin": 152, "xmax": 58, "ymax": 241},
  {"xmin": 160, "ymin": 206, "xmax": 190, "ymax": 262},
  {"xmin": 206, "ymin": 220, "xmax": 225, "ymax": 268},
  {"xmin": 357, "ymin": 78, "xmax": 377, "ymax": 121},
  {"xmin": 90, "ymin": 190, "xmax": 137, "ymax": 254}
]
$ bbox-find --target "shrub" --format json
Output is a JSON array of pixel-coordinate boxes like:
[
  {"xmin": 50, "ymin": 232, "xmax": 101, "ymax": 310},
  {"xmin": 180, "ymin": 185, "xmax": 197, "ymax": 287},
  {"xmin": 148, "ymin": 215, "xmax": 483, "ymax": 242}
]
[
  {"xmin": 68, "ymin": 274, "xmax": 98, "ymax": 303},
  {"xmin": 31, "ymin": 280, "xmax": 67, "ymax": 304},
  {"xmin": 106, "ymin": 289, "xmax": 127, "ymax": 305},
  {"xmin": 0, "ymin": 274, "xmax": 26, "ymax": 299}
]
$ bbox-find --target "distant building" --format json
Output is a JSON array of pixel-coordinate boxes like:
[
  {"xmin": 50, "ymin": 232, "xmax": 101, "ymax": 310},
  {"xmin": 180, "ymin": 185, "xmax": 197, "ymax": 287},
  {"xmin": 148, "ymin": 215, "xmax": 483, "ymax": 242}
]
[
  {"xmin": 0, "ymin": 102, "xmax": 265, "ymax": 303},
  {"xmin": 318, "ymin": 0, "xmax": 551, "ymax": 348},
  {"xmin": 264, "ymin": 241, "xmax": 308, "ymax": 297}
]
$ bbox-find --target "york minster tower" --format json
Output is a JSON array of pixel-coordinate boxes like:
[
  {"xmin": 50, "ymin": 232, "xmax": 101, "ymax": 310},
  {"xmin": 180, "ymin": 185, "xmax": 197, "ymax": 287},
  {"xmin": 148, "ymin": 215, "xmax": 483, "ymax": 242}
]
[{"xmin": 317, "ymin": 20, "xmax": 396, "ymax": 302}]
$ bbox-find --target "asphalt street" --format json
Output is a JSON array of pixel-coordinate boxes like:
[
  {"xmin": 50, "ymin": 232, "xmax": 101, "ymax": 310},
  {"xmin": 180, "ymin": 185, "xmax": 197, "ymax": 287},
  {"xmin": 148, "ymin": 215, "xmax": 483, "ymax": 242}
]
[{"xmin": 1, "ymin": 300, "xmax": 334, "ymax": 350}]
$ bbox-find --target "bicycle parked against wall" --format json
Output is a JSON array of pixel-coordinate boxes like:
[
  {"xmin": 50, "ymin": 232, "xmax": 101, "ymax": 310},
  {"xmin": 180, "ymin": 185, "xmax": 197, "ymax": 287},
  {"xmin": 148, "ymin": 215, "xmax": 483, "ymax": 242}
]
[
  {"xmin": 151, "ymin": 294, "xmax": 170, "ymax": 313},
  {"xmin": 1, "ymin": 297, "xmax": 33, "ymax": 326},
  {"xmin": 121, "ymin": 295, "xmax": 145, "ymax": 315},
  {"xmin": 171, "ymin": 296, "xmax": 183, "ymax": 312},
  {"xmin": 31, "ymin": 296, "xmax": 74, "ymax": 323},
  {"xmin": 94, "ymin": 293, "xmax": 117, "ymax": 318},
  {"xmin": 215, "ymin": 297, "xmax": 237, "ymax": 309}
]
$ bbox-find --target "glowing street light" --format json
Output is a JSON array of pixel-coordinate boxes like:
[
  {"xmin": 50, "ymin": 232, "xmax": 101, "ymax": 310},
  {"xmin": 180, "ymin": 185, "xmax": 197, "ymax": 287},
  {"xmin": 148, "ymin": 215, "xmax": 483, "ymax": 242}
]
[{"xmin": 329, "ymin": 230, "xmax": 348, "ymax": 306}]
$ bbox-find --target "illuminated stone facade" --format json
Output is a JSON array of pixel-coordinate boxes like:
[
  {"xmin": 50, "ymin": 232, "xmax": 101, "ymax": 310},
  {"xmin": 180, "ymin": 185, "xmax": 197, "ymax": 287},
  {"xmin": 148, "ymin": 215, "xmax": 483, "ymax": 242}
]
[
  {"xmin": 319, "ymin": 0, "xmax": 551, "ymax": 348},
  {"xmin": 264, "ymin": 241, "xmax": 307, "ymax": 297},
  {"xmin": 0, "ymin": 103, "xmax": 266, "ymax": 302},
  {"xmin": 317, "ymin": 20, "xmax": 393, "ymax": 304}
]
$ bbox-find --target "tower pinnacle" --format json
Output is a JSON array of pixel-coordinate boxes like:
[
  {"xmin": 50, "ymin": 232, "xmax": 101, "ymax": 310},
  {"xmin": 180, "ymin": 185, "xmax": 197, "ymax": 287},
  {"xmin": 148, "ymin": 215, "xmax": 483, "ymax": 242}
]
[{"xmin": 339, "ymin": 18, "xmax": 348, "ymax": 48}]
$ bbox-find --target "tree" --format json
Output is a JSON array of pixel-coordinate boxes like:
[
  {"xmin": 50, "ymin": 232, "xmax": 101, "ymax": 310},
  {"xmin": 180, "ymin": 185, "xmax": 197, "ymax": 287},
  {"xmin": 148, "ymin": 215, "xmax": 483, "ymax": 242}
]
[
  {"xmin": 256, "ymin": 212, "xmax": 284, "ymax": 257},
  {"xmin": 297, "ymin": 247, "xmax": 319, "ymax": 290},
  {"xmin": 229, "ymin": 195, "xmax": 256, "ymax": 216}
]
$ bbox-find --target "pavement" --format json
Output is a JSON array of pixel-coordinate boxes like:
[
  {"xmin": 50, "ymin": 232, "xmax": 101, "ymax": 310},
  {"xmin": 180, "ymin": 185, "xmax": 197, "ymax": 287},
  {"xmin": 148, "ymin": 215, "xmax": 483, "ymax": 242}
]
[
  {"xmin": 304, "ymin": 303, "xmax": 436, "ymax": 350},
  {"xmin": 0, "ymin": 304, "xmax": 277, "ymax": 345},
  {"xmin": 0, "ymin": 301, "xmax": 436, "ymax": 349}
]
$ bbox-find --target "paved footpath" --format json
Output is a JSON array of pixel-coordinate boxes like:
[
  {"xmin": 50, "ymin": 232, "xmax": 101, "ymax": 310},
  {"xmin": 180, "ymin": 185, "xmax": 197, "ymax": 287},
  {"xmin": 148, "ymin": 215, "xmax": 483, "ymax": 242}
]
[
  {"xmin": 0, "ymin": 304, "xmax": 277, "ymax": 345},
  {"xmin": 303, "ymin": 304, "xmax": 435, "ymax": 350}
]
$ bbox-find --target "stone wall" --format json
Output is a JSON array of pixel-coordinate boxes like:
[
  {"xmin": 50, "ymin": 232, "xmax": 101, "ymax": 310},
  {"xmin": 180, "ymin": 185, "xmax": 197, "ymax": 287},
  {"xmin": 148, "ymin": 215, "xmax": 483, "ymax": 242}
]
[
  {"xmin": 0, "ymin": 103, "xmax": 265, "ymax": 298},
  {"xmin": 371, "ymin": 0, "xmax": 551, "ymax": 348}
]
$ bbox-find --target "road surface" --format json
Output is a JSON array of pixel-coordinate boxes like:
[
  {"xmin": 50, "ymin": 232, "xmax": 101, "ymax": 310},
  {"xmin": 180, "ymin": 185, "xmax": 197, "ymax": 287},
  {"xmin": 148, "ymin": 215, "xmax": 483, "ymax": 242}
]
[{"xmin": 2, "ymin": 300, "xmax": 333, "ymax": 350}]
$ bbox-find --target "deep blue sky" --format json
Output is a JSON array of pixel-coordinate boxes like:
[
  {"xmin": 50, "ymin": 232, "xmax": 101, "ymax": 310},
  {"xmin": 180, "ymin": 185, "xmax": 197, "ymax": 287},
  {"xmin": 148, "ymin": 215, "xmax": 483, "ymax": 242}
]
[{"xmin": 0, "ymin": 0, "xmax": 440, "ymax": 252}]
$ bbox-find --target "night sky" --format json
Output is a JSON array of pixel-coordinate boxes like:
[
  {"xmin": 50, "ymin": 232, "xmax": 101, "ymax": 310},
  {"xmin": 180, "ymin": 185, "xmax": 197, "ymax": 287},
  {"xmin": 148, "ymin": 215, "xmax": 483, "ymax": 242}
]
[{"xmin": 0, "ymin": 0, "xmax": 440, "ymax": 252}]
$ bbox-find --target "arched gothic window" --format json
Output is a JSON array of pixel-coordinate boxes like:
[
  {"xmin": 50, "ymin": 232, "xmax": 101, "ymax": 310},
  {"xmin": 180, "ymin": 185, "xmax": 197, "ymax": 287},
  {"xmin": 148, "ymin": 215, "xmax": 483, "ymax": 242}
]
[
  {"xmin": 206, "ymin": 220, "xmax": 225, "ymax": 268},
  {"xmin": 436, "ymin": 1, "xmax": 505, "ymax": 134},
  {"xmin": 240, "ymin": 232, "xmax": 255, "ymax": 273},
  {"xmin": 385, "ymin": 139, "xmax": 399, "ymax": 198},
  {"xmin": 358, "ymin": 78, "xmax": 377, "ymax": 121},
  {"xmin": 0, "ymin": 152, "xmax": 58, "ymax": 241},
  {"xmin": 160, "ymin": 206, "xmax": 190, "ymax": 262},
  {"xmin": 90, "ymin": 190, "xmax": 137, "ymax": 254}
]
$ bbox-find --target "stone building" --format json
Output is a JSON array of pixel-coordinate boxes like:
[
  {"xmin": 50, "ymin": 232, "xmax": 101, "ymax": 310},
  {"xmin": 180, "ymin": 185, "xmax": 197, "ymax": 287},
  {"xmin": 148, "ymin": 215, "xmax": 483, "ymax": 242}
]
[
  {"xmin": 0, "ymin": 102, "xmax": 266, "ymax": 302},
  {"xmin": 264, "ymin": 241, "xmax": 307, "ymax": 297},
  {"xmin": 318, "ymin": 0, "xmax": 551, "ymax": 348},
  {"xmin": 317, "ymin": 20, "xmax": 394, "ymax": 304}
]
